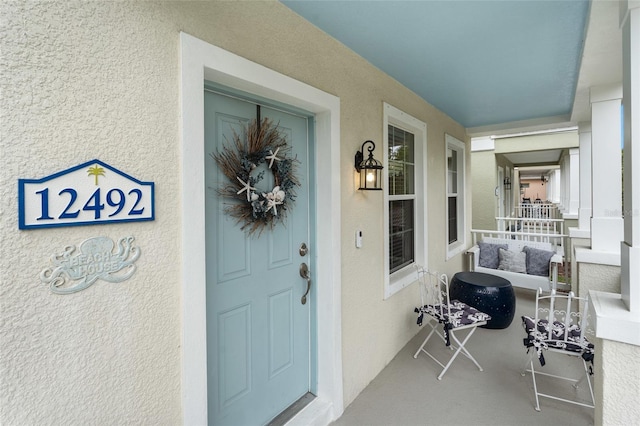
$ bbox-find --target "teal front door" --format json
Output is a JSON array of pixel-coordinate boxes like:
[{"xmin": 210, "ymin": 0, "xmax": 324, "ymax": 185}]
[{"xmin": 204, "ymin": 90, "xmax": 312, "ymax": 425}]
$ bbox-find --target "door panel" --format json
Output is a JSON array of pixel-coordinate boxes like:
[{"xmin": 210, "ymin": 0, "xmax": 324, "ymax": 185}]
[{"xmin": 204, "ymin": 90, "xmax": 311, "ymax": 425}]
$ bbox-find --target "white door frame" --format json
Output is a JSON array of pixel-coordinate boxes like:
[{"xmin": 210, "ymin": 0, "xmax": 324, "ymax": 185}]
[{"xmin": 180, "ymin": 33, "xmax": 343, "ymax": 425}]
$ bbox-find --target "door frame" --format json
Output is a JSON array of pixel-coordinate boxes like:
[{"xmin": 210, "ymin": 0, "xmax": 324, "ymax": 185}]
[{"xmin": 180, "ymin": 33, "xmax": 343, "ymax": 425}]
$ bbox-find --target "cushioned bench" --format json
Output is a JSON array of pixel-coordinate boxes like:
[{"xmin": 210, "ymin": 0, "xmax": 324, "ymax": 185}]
[{"xmin": 466, "ymin": 237, "xmax": 562, "ymax": 292}]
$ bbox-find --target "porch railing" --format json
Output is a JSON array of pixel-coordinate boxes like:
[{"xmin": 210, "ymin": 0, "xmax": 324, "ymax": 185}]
[
  {"xmin": 514, "ymin": 202, "xmax": 560, "ymax": 219},
  {"xmin": 495, "ymin": 216, "xmax": 564, "ymax": 235}
]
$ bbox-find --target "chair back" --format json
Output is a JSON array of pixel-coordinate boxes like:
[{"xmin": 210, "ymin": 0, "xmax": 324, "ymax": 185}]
[
  {"xmin": 532, "ymin": 288, "xmax": 592, "ymax": 352},
  {"xmin": 415, "ymin": 265, "xmax": 450, "ymax": 319}
]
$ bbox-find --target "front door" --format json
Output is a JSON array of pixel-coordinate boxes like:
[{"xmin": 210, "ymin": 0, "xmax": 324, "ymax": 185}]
[{"xmin": 204, "ymin": 90, "xmax": 312, "ymax": 425}]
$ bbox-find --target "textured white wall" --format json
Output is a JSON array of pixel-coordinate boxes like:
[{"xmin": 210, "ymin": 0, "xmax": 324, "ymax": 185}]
[
  {"xmin": 577, "ymin": 263, "xmax": 621, "ymax": 299},
  {"xmin": 1, "ymin": 2, "xmax": 183, "ymax": 424},
  {"xmin": 595, "ymin": 339, "xmax": 640, "ymax": 425},
  {"xmin": 1, "ymin": 1, "xmax": 468, "ymax": 422}
]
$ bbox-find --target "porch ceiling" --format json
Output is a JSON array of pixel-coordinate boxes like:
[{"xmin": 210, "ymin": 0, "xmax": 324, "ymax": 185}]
[
  {"xmin": 503, "ymin": 149, "xmax": 563, "ymax": 167},
  {"xmin": 281, "ymin": 0, "xmax": 622, "ymax": 136}
]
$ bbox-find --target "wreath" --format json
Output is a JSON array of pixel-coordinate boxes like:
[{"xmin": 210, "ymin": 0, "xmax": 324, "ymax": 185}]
[{"xmin": 211, "ymin": 118, "xmax": 300, "ymax": 236}]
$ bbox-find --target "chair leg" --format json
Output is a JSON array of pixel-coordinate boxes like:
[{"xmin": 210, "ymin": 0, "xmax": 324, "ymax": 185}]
[
  {"xmin": 521, "ymin": 350, "xmax": 536, "ymax": 376},
  {"xmin": 437, "ymin": 327, "xmax": 481, "ymax": 380},
  {"xmin": 529, "ymin": 359, "xmax": 541, "ymax": 412},
  {"xmin": 576, "ymin": 359, "xmax": 595, "ymax": 407},
  {"xmin": 413, "ymin": 323, "xmax": 437, "ymax": 358}
]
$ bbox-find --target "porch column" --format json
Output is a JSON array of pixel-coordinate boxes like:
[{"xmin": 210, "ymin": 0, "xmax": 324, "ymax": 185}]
[
  {"xmin": 578, "ymin": 124, "xmax": 592, "ymax": 232},
  {"xmin": 620, "ymin": 0, "xmax": 640, "ymax": 313},
  {"xmin": 589, "ymin": 3, "xmax": 640, "ymax": 425},
  {"xmin": 566, "ymin": 148, "xmax": 579, "ymax": 217},
  {"xmin": 590, "ymin": 83, "xmax": 623, "ymax": 253},
  {"xmin": 552, "ymin": 169, "xmax": 561, "ymax": 204}
]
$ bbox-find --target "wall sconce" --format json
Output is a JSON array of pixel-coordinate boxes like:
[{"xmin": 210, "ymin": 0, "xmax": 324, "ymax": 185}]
[
  {"xmin": 503, "ymin": 177, "xmax": 511, "ymax": 190},
  {"xmin": 354, "ymin": 140, "xmax": 383, "ymax": 190}
]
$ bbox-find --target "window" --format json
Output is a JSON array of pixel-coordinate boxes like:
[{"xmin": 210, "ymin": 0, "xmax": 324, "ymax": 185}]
[
  {"xmin": 383, "ymin": 103, "xmax": 427, "ymax": 299},
  {"xmin": 388, "ymin": 126, "xmax": 415, "ymax": 273},
  {"xmin": 446, "ymin": 134, "xmax": 466, "ymax": 258}
]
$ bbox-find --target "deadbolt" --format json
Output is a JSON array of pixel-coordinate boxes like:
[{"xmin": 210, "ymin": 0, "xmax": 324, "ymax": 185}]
[{"xmin": 299, "ymin": 242, "xmax": 308, "ymax": 256}]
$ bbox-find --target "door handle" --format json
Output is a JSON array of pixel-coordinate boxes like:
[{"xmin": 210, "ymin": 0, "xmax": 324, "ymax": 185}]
[{"xmin": 299, "ymin": 263, "xmax": 311, "ymax": 305}]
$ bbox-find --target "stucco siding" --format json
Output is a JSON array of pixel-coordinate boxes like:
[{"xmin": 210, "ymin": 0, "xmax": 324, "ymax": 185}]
[
  {"xmin": 595, "ymin": 339, "xmax": 640, "ymax": 425},
  {"xmin": 471, "ymin": 150, "xmax": 497, "ymax": 230},
  {"xmin": 577, "ymin": 263, "xmax": 621, "ymax": 299},
  {"xmin": 1, "ymin": 1, "xmax": 467, "ymax": 423}
]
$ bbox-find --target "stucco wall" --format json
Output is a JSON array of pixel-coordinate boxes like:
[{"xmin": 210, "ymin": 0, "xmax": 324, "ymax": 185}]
[
  {"xmin": 520, "ymin": 178, "xmax": 547, "ymax": 201},
  {"xmin": 577, "ymin": 263, "xmax": 621, "ymax": 299},
  {"xmin": 1, "ymin": 1, "xmax": 468, "ymax": 423},
  {"xmin": 470, "ymin": 150, "xmax": 497, "ymax": 229},
  {"xmin": 594, "ymin": 339, "xmax": 640, "ymax": 425}
]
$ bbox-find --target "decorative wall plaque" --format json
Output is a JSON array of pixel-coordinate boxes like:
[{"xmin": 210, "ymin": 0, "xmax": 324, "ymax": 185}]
[
  {"xmin": 18, "ymin": 159, "xmax": 154, "ymax": 229},
  {"xmin": 40, "ymin": 236, "xmax": 140, "ymax": 294}
]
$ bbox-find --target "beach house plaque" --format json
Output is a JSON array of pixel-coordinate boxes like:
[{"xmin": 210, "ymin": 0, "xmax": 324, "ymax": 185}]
[{"xmin": 40, "ymin": 236, "xmax": 140, "ymax": 294}]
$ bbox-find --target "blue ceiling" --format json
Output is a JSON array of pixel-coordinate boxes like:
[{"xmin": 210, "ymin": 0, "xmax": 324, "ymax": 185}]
[{"xmin": 282, "ymin": 0, "xmax": 591, "ymax": 130}]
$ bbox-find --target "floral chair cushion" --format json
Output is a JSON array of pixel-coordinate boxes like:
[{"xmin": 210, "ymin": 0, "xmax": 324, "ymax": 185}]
[
  {"xmin": 415, "ymin": 301, "xmax": 491, "ymax": 346},
  {"xmin": 521, "ymin": 315, "xmax": 594, "ymax": 366}
]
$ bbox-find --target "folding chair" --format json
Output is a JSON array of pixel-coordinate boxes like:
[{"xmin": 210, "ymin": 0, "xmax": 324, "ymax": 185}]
[
  {"xmin": 413, "ymin": 265, "xmax": 491, "ymax": 380},
  {"xmin": 521, "ymin": 288, "xmax": 595, "ymax": 411}
]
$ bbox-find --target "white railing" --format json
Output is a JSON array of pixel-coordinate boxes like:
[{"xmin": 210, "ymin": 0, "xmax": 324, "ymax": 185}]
[
  {"xmin": 514, "ymin": 203, "xmax": 560, "ymax": 219},
  {"xmin": 495, "ymin": 216, "xmax": 564, "ymax": 236}
]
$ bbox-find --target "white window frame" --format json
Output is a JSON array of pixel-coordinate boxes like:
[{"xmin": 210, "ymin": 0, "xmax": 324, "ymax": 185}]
[
  {"xmin": 383, "ymin": 103, "xmax": 427, "ymax": 299},
  {"xmin": 446, "ymin": 134, "xmax": 466, "ymax": 259}
]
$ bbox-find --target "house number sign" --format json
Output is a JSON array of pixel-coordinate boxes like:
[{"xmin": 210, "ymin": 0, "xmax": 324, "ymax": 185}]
[{"xmin": 18, "ymin": 159, "xmax": 154, "ymax": 229}]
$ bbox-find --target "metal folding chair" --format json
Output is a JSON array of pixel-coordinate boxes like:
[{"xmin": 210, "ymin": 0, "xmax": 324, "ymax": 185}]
[
  {"xmin": 413, "ymin": 265, "xmax": 491, "ymax": 380},
  {"xmin": 521, "ymin": 288, "xmax": 595, "ymax": 411}
]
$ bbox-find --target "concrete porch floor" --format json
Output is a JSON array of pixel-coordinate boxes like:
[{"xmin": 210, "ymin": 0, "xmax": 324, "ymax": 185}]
[{"xmin": 331, "ymin": 287, "xmax": 594, "ymax": 426}]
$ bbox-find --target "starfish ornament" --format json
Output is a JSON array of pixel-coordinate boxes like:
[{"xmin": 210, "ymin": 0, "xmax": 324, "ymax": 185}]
[
  {"xmin": 236, "ymin": 176, "xmax": 256, "ymax": 202},
  {"xmin": 264, "ymin": 197, "xmax": 283, "ymax": 216},
  {"xmin": 265, "ymin": 147, "xmax": 281, "ymax": 169}
]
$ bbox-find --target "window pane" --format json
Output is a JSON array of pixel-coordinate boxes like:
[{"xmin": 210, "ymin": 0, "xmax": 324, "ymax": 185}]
[
  {"xmin": 389, "ymin": 199, "xmax": 415, "ymax": 273},
  {"xmin": 447, "ymin": 148, "xmax": 457, "ymax": 194},
  {"xmin": 448, "ymin": 196, "xmax": 458, "ymax": 244},
  {"xmin": 388, "ymin": 126, "xmax": 415, "ymax": 195}
]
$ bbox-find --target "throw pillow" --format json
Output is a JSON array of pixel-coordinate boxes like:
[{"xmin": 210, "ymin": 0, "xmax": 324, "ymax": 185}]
[
  {"xmin": 478, "ymin": 242, "xmax": 508, "ymax": 269},
  {"xmin": 498, "ymin": 248, "xmax": 527, "ymax": 273},
  {"xmin": 523, "ymin": 246, "xmax": 556, "ymax": 276}
]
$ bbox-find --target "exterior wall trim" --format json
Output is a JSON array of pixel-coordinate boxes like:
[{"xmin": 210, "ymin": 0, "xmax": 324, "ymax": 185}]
[{"xmin": 179, "ymin": 32, "xmax": 343, "ymax": 425}]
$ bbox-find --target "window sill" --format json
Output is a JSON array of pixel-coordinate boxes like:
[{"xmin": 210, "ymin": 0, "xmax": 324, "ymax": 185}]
[
  {"xmin": 385, "ymin": 265, "xmax": 417, "ymax": 299},
  {"xmin": 446, "ymin": 242, "xmax": 466, "ymax": 261}
]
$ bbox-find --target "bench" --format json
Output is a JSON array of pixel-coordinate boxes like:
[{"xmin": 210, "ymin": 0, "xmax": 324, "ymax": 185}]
[{"xmin": 467, "ymin": 232, "xmax": 564, "ymax": 292}]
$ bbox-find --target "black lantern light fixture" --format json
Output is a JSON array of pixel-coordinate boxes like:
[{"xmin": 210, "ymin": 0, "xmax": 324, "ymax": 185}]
[
  {"xmin": 355, "ymin": 140, "xmax": 383, "ymax": 190},
  {"xmin": 503, "ymin": 177, "xmax": 511, "ymax": 190}
]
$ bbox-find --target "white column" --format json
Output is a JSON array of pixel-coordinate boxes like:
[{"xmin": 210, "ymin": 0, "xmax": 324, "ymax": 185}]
[
  {"xmin": 590, "ymin": 84, "xmax": 624, "ymax": 253},
  {"xmin": 552, "ymin": 169, "xmax": 561, "ymax": 204},
  {"xmin": 578, "ymin": 124, "xmax": 592, "ymax": 230},
  {"xmin": 589, "ymin": 5, "xmax": 640, "ymax": 426},
  {"xmin": 568, "ymin": 148, "xmax": 580, "ymax": 216},
  {"xmin": 558, "ymin": 157, "xmax": 566, "ymax": 210},
  {"xmin": 621, "ymin": 2, "xmax": 640, "ymax": 312}
]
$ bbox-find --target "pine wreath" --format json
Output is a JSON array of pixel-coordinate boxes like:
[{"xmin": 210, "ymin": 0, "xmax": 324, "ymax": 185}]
[{"xmin": 211, "ymin": 118, "xmax": 300, "ymax": 236}]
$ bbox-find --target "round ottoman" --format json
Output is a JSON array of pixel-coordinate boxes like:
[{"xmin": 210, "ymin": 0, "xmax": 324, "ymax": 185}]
[{"xmin": 450, "ymin": 272, "xmax": 516, "ymax": 329}]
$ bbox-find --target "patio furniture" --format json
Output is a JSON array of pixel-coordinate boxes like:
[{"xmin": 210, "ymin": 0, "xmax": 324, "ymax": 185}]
[
  {"xmin": 450, "ymin": 271, "xmax": 516, "ymax": 329},
  {"xmin": 467, "ymin": 233, "xmax": 563, "ymax": 293},
  {"xmin": 521, "ymin": 288, "xmax": 595, "ymax": 411},
  {"xmin": 413, "ymin": 266, "xmax": 491, "ymax": 380}
]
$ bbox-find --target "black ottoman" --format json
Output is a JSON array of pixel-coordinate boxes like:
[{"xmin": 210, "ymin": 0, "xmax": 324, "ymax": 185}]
[{"xmin": 450, "ymin": 272, "xmax": 516, "ymax": 329}]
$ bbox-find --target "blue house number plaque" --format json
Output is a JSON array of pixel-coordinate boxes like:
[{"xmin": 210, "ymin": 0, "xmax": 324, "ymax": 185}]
[{"xmin": 18, "ymin": 159, "xmax": 155, "ymax": 229}]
